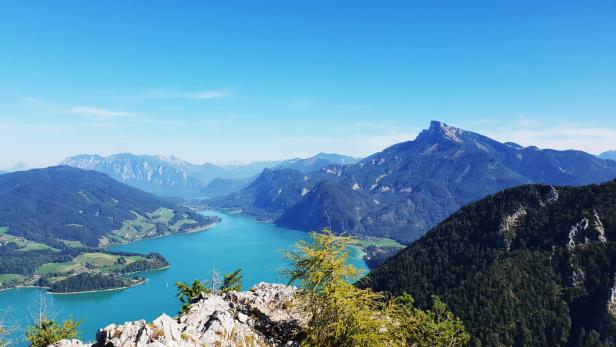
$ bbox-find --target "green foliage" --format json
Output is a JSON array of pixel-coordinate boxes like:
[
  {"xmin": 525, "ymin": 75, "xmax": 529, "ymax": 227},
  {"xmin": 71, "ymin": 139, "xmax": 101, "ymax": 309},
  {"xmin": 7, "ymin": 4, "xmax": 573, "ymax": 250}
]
[
  {"xmin": 48, "ymin": 272, "xmax": 140, "ymax": 293},
  {"xmin": 284, "ymin": 231, "xmax": 402, "ymax": 346},
  {"xmin": 176, "ymin": 269, "xmax": 244, "ymax": 313},
  {"xmin": 220, "ymin": 269, "xmax": 242, "ymax": 293},
  {"xmin": 117, "ymin": 253, "xmax": 169, "ymax": 274},
  {"xmin": 25, "ymin": 319, "xmax": 81, "ymax": 347},
  {"xmin": 365, "ymin": 181, "xmax": 616, "ymax": 345},
  {"xmin": 176, "ymin": 279, "xmax": 210, "ymax": 314},
  {"xmin": 284, "ymin": 230, "xmax": 469, "ymax": 347},
  {"xmin": 397, "ymin": 293, "xmax": 470, "ymax": 346},
  {"xmin": 283, "ymin": 231, "xmax": 360, "ymax": 292},
  {"xmin": 0, "ymin": 326, "xmax": 8, "ymax": 347},
  {"xmin": 0, "ymin": 166, "xmax": 214, "ymax": 247},
  {"xmin": 0, "ymin": 166, "xmax": 214, "ymax": 291},
  {"xmin": 0, "ymin": 249, "xmax": 75, "ymax": 276}
]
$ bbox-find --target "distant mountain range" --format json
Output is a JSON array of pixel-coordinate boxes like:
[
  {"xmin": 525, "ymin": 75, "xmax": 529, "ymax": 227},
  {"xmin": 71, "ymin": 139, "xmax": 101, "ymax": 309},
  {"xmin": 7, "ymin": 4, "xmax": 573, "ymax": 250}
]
[
  {"xmin": 0, "ymin": 166, "xmax": 214, "ymax": 248},
  {"xmin": 62, "ymin": 154, "xmax": 207, "ymax": 197},
  {"xmin": 200, "ymin": 177, "xmax": 254, "ymax": 198},
  {"xmin": 199, "ymin": 153, "xmax": 360, "ymax": 198},
  {"xmin": 62, "ymin": 153, "xmax": 358, "ymax": 198},
  {"xmin": 273, "ymin": 153, "xmax": 359, "ymax": 173},
  {"xmin": 599, "ymin": 150, "xmax": 616, "ymax": 161},
  {"xmin": 0, "ymin": 162, "xmax": 30, "ymax": 174},
  {"xmin": 364, "ymin": 180, "xmax": 616, "ymax": 345},
  {"xmin": 209, "ymin": 121, "xmax": 616, "ymax": 243}
]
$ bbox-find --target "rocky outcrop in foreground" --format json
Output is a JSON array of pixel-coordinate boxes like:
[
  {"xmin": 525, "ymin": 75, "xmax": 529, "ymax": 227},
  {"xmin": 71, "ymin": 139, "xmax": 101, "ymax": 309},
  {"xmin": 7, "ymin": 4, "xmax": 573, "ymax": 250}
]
[{"xmin": 53, "ymin": 282, "xmax": 307, "ymax": 347}]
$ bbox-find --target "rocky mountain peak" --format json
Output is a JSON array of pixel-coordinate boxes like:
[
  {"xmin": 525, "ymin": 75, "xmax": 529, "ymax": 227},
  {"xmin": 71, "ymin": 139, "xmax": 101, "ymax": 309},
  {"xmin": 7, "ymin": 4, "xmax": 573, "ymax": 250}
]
[
  {"xmin": 156, "ymin": 154, "xmax": 184, "ymax": 162},
  {"xmin": 417, "ymin": 120, "xmax": 468, "ymax": 143},
  {"xmin": 52, "ymin": 282, "xmax": 306, "ymax": 347}
]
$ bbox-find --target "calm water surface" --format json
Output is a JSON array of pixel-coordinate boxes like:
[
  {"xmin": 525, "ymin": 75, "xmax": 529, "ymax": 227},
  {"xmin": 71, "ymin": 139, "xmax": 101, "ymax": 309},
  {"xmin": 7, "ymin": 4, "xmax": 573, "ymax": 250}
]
[{"xmin": 0, "ymin": 211, "xmax": 368, "ymax": 343}]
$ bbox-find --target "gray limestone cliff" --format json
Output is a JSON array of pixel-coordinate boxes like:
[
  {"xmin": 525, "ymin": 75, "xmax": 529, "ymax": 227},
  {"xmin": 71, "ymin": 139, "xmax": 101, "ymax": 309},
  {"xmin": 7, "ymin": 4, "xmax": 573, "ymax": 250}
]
[{"xmin": 52, "ymin": 282, "xmax": 307, "ymax": 347}]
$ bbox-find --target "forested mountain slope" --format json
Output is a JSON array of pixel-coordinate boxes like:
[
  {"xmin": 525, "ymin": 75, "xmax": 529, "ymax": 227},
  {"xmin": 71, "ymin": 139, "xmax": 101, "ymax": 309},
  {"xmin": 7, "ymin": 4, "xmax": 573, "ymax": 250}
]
[
  {"xmin": 0, "ymin": 166, "xmax": 220, "ymax": 292},
  {"xmin": 363, "ymin": 180, "xmax": 616, "ymax": 346},
  {"xmin": 0, "ymin": 166, "xmax": 213, "ymax": 247}
]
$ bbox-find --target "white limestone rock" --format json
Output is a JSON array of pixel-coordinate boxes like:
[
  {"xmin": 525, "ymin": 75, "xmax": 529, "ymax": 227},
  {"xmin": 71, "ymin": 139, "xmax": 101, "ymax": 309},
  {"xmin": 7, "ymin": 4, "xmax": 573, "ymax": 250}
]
[{"xmin": 52, "ymin": 282, "xmax": 305, "ymax": 347}]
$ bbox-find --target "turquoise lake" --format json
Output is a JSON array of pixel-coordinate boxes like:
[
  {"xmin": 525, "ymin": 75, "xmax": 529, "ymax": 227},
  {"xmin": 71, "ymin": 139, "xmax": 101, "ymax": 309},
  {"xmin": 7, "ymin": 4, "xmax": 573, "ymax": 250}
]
[{"xmin": 0, "ymin": 211, "xmax": 368, "ymax": 343}]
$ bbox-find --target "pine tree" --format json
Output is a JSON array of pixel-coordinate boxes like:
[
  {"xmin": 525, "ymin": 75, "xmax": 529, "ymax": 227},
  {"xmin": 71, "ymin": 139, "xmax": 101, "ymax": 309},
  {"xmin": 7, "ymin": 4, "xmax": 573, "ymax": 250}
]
[
  {"xmin": 221, "ymin": 269, "xmax": 242, "ymax": 293},
  {"xmin": 25, "ymin": 319, "xmax": 81, "ymax": 347},
  {"xmin": 175, "ymin": 279, "xmax": 210, "ymax": 314},
  {"xmin": 283, "ymin": 230, "xmax": 470, "ymax": 347}
]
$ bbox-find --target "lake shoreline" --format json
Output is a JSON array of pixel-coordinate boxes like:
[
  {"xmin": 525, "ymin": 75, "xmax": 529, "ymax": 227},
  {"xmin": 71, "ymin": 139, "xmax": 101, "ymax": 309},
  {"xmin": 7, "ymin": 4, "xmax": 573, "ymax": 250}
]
[
  {"xmin": 120, "ymin": 265, "xmax": 171, "ymax": 276},
  {"xmin": 0, "ymin": 265, "xmax": 171, "ymax": 295},
  {"xmin": 103, "ymin": 219, "xmax": 219, "ymax": 248},
  {"xmin": 0, "ymin": 209, "xmax": 369, "ymax": 344},
  {"xmin": 203, "ymin": 209, "xmax": 400, "ymax": 269},
  {"xmin": 0, "ymin": 285, "xmax": 49, "ymax": 292},
  {"xmin": 0, "ymin": 264, "xmax": 171, "ymax": 293},
  {"xmin": 0, "ymin": 214, "xmax": 220, "ymax": 292},
  {"xmin": 47, "ymin": 278, "xmax": 148, "ymax": 295}
]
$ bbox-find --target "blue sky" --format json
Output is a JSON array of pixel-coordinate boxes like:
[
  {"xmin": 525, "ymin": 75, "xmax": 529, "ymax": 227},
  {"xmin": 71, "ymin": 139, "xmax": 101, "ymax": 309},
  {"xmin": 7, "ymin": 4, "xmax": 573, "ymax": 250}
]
[{"xmin": 0, "ymin": 1, "xmax": 615, "ymax": 168}]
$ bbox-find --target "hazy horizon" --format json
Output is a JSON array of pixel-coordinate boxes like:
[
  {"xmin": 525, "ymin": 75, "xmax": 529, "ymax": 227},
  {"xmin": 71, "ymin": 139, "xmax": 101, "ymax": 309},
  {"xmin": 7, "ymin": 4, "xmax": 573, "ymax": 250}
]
[{"xmin": 2, "ymin": 119, "xmax": 615, "ymax": 171}]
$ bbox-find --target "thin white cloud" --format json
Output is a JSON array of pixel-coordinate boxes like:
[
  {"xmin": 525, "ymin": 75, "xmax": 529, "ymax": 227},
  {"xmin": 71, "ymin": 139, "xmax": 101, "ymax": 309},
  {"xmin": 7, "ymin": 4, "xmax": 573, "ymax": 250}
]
[
  {"xmin": 481, "ymin": 120, "xmax": 616, "ymax": 155},
  {"xmin": 66, "ymin": 106, "xmax": 137, "ymax": 120},
  {"xmin": 143, "ymin": 88, "xmax": 233, "ymax": 100},
  {"xmin": 21, "ymin": 96, "xmax": 62, "ymax": 111},
  {"xmin": 188, "ymin": 89, "xmax": 233, "ymax": 100},
  {"xmin": 21, "ymin": 97, "xmax": 139, "ymax": 121}
]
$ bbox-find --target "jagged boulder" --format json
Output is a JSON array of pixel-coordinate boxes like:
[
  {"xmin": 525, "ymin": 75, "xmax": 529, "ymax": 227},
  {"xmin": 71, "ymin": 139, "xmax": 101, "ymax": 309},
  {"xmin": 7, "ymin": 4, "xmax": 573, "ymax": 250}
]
[
  {"xmin": 51, "ymin": 340, "xmax": 88, "ymax": 347},
  {"xmin": 51, "ymin": 282, "xmax": 306, "ymax": 347}
]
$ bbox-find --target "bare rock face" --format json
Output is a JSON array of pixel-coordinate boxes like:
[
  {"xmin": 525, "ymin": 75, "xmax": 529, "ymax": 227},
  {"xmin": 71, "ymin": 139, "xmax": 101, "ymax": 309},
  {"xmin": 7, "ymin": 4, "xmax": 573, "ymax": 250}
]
[
  {"xmin": 52, "ymin": 340, "xmax": 89, "ymax": 347},
  {"xmin": 496, "ymin": 207, "xmax": 527, "ymax": 251},
  {"xmin": 51, "ymin": 282, "xmax": 306, "ymax": 347}
]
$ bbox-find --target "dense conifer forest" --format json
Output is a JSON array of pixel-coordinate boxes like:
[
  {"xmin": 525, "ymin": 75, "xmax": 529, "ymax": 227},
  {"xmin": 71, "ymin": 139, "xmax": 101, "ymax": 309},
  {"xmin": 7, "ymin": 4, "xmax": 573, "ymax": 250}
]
[
  {"xmin": 46, "ymin": 273, "xmax": 144, "ymax": 293},
  {"xmin": 364, "ymin": 180, "xmax": 616, "ymax": 346}
]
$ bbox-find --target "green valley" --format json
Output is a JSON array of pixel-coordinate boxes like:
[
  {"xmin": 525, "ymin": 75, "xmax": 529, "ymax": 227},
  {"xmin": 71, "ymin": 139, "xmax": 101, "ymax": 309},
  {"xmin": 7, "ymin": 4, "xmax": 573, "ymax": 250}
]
[
  {"xmin": 106, "ymin": 207, "xmax": 211, "ymax": 245},
  {"xmin": 0, "ymin": 246, "xmax": 169, "ymax": 293},
  {"xmin": 0, "ymin": 167, "xmax": 220, "ymax": 293}
]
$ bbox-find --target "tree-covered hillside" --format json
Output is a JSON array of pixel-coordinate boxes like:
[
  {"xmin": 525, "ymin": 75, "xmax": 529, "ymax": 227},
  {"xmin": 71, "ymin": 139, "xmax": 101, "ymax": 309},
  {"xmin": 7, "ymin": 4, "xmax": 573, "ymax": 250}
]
[
  {"xmin": 208, "ymin": 168, "xmax": 308, "ymax": 221},
  {"xmin": 0, "ymin": 166, "xmax": 214, "ymax": 247},
  {"xmin": 0, "ymin": 166, "xmax": 220, "ymax": 292},
  {"xmin": 363, "ymin": 180, "xmax": 616, "ymax": 346}
]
